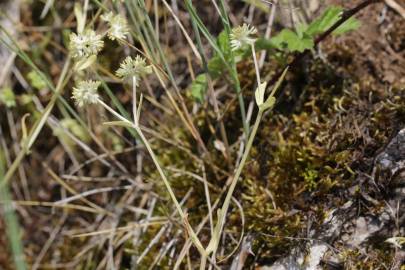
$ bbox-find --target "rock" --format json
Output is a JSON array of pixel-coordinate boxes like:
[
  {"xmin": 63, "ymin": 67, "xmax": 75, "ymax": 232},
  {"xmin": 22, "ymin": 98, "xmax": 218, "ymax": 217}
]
[
  {"xmin": 260, "ymin": 129, "xmax": 405, "ymax": 269},
  {"xmin": 374, "ymin": 128, "xmax": 405, "ymax": 176}
]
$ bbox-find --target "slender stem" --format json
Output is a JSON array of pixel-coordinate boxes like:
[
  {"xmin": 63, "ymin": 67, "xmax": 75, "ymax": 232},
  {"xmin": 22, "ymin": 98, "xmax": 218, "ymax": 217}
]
[
  {"xmin": 216, "ymin": 0, "xmax": 249, "ymax": 136},
  {"xmin": 199, "ymin": 255, "xmax": 207, "ymax": 270},
  {"xmin": 213, "ymin": 109, "xmax": 264, "ymax": 254},
  {"xmin": 132, "ymin": 76, "xmax": 138, "ymax": 126},
  {"xmin": 98, "ymin": 99, "xmax": 132, "ymax": 124},
  {"xmin": 202, "ymin": 164, "xmax": 214, "ymax": 235},
  {"xmin": 98, "ymin": 97, "xmax": 207, "ymax": 256},
  {"xmin": 135, "ymin": 127, "xmax": 208, "ymax": 256},
  {"xmin": 134, "ymin": 127, "xmax": 183, "ymax": 217},
  {"xmin": 0, "ymin": 151, "xmax": 25, "ymax": 190},
  {"xmin": 251, "ymin": 44, "xmax": 261, "ymax": 86}
]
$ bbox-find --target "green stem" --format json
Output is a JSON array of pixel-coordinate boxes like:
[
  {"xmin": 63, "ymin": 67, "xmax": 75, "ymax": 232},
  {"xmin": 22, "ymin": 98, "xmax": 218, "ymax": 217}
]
[
  {"xmin": 223, "ymin": 110, "xmax": 263, "ymax": 211},
  {"xmin": 98, "ymin": 99, "xmax": 207, "ymax": 256},
  {"xmin": 251, "ymin": 44, "xmax": 261, "ymax": 86},
  {"xmin": 213, "ymin": 109, "xmax": 264, "ymax": 254}
]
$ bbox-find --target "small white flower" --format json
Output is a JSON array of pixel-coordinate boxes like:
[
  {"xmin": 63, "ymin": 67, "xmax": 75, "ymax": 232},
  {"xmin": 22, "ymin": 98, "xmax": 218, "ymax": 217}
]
[
  {"xmin": 116, "ymin": 56, "xmax": 152, "ymax": 82},
  {"xmin": 69, "ymin": 29, "xmax": 104, "ymax": 58},
  {"xmin": 230, "ymin": 23, "xmax": 257, "ymax": 51},
  {"xmin": 72, "ymin": 80, "xmax": 100, "ymax": 107},
  {"xmin": 102, "ymin": 12, "xmax": 129, "ymax": 41}
]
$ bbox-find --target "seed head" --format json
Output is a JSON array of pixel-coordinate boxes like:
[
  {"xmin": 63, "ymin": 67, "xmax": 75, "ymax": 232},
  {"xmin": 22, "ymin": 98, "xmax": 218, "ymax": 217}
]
[
  {"xmin": 72, "ymin": 80, "xmax": 100, "ymax": 107},
  {"xmin": 116, "ymin": 56, "xmax": 152, "ymax": 82},
  {"xmin": 101, "ymin": 12, "xmax": 129, "ymax": 41},
  {"xmin": 230, "ymin": 23, "xmax": 257, "ymax": 51},
  {"xmin": 69, "ymin": 29, "xmax": 104, "ymax": 58}
]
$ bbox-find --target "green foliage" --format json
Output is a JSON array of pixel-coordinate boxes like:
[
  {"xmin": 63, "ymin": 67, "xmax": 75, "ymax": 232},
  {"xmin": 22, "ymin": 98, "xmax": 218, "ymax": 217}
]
[
  {"xmin": 27, "ymin": 70, "xmax": 47, "ymax": 90},
  {"xmin": 207, "ymin": 31, "xmax": 232, "ymax": 79},
  {"xmin": 270, "ymin": 29, "xmax": 314, "ymax": 53},
  {"xmin": 195, "ymin": 4, "xmax": 361, "ymax": 101},
  {"xmin": 190, "ymin": 74, "xmax": 208, "ymax": 103},
  {"xmin": 301, "ymin": 168, "xmax": 319, "ymax": 191},
  {"xmin": 194, "ymin": 30, "xmax": 238, "ymax": 102},
  {"xmin": 0, "ymin": 87, "xmax": 16, "ymax": 108},
  {"xmin": 53, "ymin": 118, "xmax": 91, "ymax": 151},
  {"xmin": 262, "ymin": 6, "xmax": 361, "ymax": 53},
  {"xmin": 305, "ymin": 6, "xmax": 361, "ymax": 36},
  {"xmin": 60, "ymin": 119, "xmax": 91, "ymax": 143}
]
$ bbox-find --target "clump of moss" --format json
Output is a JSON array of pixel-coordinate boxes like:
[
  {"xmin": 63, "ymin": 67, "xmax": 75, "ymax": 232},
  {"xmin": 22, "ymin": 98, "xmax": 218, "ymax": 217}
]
[{"xmin": 237, "ymin": 58, "xmax": 404, "ymax": 265}]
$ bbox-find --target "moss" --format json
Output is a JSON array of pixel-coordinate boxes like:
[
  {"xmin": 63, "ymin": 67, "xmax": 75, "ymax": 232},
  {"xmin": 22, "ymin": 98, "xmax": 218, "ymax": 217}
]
[
  {"xmin": 333, "ymin": 247, "xmax": 395, "ymax": 269},
  {"xmin": 129, "ymin": 53, "xmax": 404, "ymax": 267}
]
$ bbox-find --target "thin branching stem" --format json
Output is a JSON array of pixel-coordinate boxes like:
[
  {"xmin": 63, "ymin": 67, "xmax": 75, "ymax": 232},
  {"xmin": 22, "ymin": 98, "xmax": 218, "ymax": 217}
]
[
  {"xmin": 211, "ymin": 109, "xmax": 264, "ymax": 258},
  {"xmin": 98, "ymin": 91, "xmax": 207, "ymax": 257},
  {"xmin": 251, "ymin": 44, "xmax": 261, "ymax": 86}
]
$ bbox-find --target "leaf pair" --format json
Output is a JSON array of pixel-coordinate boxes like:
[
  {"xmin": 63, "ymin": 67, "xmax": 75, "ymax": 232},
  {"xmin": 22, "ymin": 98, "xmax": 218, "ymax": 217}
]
[
  {"xmin": 255, "ymin": 82, "xmax": 276, "ymax": 111},
  {"xmin": 255, "ymin": 68, "xmax": 288, "ymax": 111}
]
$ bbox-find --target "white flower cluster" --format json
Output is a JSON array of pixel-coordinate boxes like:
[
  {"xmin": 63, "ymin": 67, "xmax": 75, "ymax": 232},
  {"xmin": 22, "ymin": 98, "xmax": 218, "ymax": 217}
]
[
  {"xmin": 101, "ymin": 12, "xmax": 129, "ymax": 41},
  {"xmin": 69, "ymin": 29, "xmax": 104, "ymax": 58},
  {"xmin": 116, "ymin": 55, "xmax": 152, "ymax": 82},
  {"xmin": 230, "ymin": 23, "xmax": 257, "ymax": 51},
  {"xmin": 72, "ymin": 80, "xmax": 100, "ymax": 107},
  {"xmin": 68, "ymin": 11, "xmax": 129, "ymax": 60},
  {"xmin": 70, "ymin": 13, "xmax": 152, "ymax": 108}
]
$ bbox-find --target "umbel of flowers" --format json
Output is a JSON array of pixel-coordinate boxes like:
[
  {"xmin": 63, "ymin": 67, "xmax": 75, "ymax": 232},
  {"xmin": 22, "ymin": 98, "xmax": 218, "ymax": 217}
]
[
  {"xmin": 71, "ymin": 55, "xmax": 152, "ymax": 107},
  {"xmin": 68, "ymin": 12, "xmax": 129, "ymax": 60}
]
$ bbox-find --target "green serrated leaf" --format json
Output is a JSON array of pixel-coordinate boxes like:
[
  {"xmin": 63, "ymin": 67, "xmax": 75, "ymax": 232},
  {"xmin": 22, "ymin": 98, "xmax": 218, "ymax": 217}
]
[
  {"xmin": 190, "ymin": 74, "xmax": 208, "ymax": 103},
  {"xmin": 217, "ymin": 30, "xmax": 230, "ymax": 54},
  {"xmin": 271, "ymin": 29, "xmax": 314, "ymax": 52},
  {"xmin": 306, "ymin": 6, "xmax": 360, "ymax": 37},
  {"xmin": 306, "ymin": 6, "xmax": 342, "ymax": 36},
  {"xmin": 296, "ymin": 24, "xmax": 308, "ymax": 39}
]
